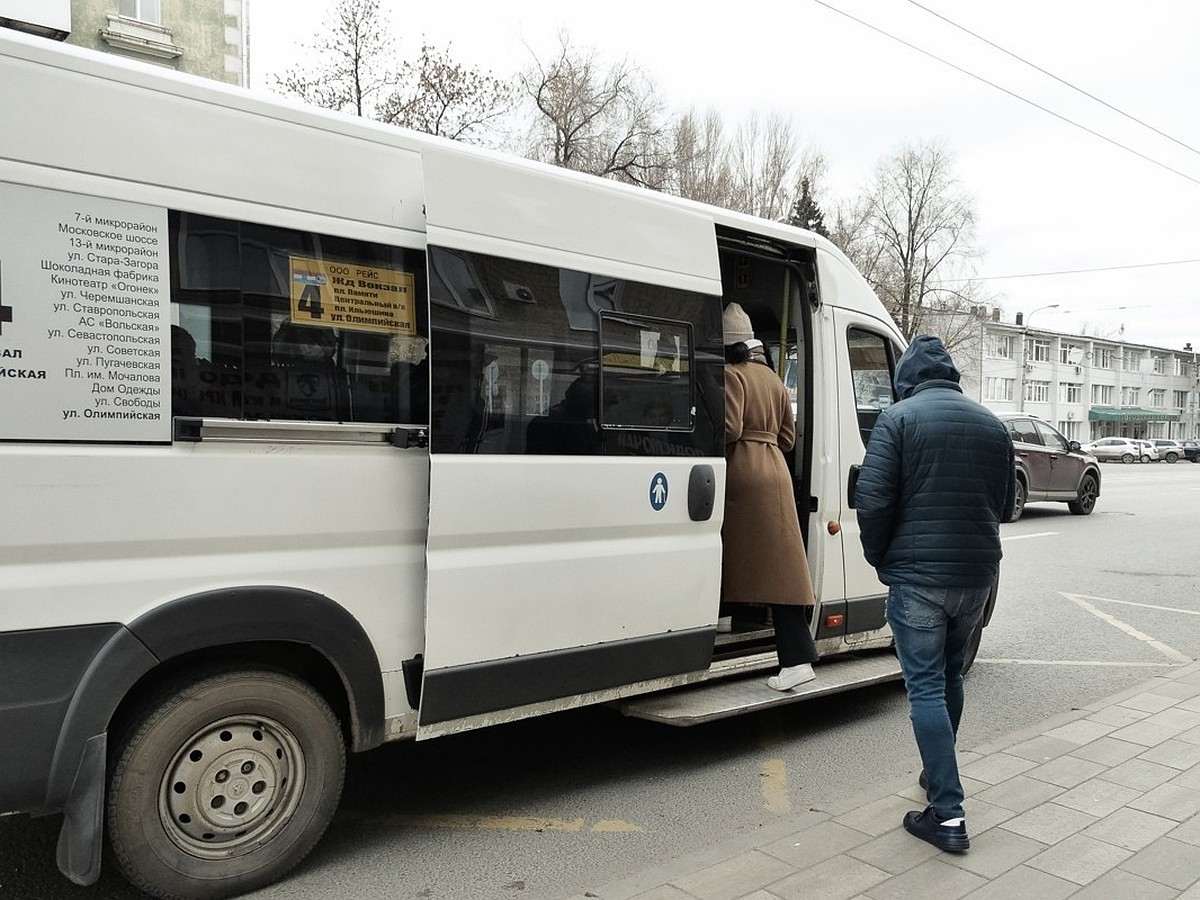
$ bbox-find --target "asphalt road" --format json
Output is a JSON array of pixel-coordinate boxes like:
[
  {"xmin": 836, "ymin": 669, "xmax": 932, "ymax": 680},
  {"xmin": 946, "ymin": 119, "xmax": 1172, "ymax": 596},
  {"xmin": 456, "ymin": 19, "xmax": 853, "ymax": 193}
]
[{"xmin": 3, "ymin": 460, "xmax": 1198, "ymax": 900}]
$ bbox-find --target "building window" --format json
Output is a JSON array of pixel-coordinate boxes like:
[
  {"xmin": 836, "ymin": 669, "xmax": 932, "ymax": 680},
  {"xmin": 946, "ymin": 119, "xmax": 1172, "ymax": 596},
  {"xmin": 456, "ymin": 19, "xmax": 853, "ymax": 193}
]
[
  {"xmin": 1060, "ymin": 342, "xmax": 1081, "ymax": 364},
  {"xmin": 990, "ymin": 335, "xmax": 1014, "ymax": 359},
  {"xmin": 1121, "ymin": 386, "xmax": 1140, "ymax": 406},
  {"xmin": 1025, "ymin": 380, "xmax": 1050, "ymax": 403},
  {"xmin": 119, "ymin": 0, "xmax": 161, "ymax": 24},
  {"xmin": 1123, "ymin": 351, "xmax": 1141, "ymax": 373},
  {"xmin": 1152, "ymin": 355, "xmax": 1166, "ymax": 374},
  {"xmin": 1175, "ymin": 390, "xmax": 1189, "ymax": 409},
  {"xmin": 1149, "ymin": 389, "xmax": 1165, "ymax": 407},
  {"xmin": 1058, "ymin": 420, "xmax": 1081, "ymax": 440},
  {"xmin": 984, "ymin": 377, "xmax": 1014, "ymax": 401},
  {"xmin": 1032, "ymin": 339, "xmax": 1050, "ymax": 362},
  {"xmin": 1059, "ymin": 382, "xmax": 1082, "ymax": 403},
  {"xmin": 1174, "ymin": 357, "xmax": 1186, "ymax": 376},
  {"xmin": 1092, "ymin": 384, "xmax": 1113, "ymax": 404},
  {"xmin": 1095, "ymin": 348, "xmax": 1113, "ymax": 369}
]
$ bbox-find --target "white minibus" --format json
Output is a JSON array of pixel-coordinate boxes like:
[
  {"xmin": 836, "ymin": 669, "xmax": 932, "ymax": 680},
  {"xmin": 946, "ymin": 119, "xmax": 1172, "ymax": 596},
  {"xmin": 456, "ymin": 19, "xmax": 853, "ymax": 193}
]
[{"xmin": 0, "ymin": 28, "xmax": 995, "ymax": 900}]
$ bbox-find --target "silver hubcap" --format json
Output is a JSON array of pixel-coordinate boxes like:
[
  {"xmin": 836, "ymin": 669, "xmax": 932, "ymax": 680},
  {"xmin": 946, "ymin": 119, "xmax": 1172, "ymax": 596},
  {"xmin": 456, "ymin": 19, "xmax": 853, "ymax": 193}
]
[{"xmin": 160, "ymin": 716, "xmax": 305, "ymax": 858}]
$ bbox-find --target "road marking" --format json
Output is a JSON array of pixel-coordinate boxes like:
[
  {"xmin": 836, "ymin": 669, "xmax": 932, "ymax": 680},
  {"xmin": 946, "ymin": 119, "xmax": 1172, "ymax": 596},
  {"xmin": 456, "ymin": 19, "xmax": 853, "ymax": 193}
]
[
  {"xmin": 1002, "ymin": 532, "xmax": 1059, "ymax": 541},
  {"xmin": 379, "ymin": 814, "xmax": 643, "ymax": 833},
  {"xmin": 1061, "ymin": 592, "xmax": 1192, "ymax": 663},
  {"xmin": 760, "ymin": 758, "xmax": 791, "ymax": 815},
  {"xmin": 1077, "ymin": 596, "xmax": 1200, "ymax": 617},
  {"xmin": 978, "ymin": 659, "xmax": 1178, "ymax": 667}
]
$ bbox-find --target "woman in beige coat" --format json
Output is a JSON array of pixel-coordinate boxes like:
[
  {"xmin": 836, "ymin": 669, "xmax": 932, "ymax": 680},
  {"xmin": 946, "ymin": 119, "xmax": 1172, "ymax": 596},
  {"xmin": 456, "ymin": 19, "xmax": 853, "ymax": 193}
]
[{"xmin": 721, "ymin": 302, "xmax": 818, "ymax": 690}]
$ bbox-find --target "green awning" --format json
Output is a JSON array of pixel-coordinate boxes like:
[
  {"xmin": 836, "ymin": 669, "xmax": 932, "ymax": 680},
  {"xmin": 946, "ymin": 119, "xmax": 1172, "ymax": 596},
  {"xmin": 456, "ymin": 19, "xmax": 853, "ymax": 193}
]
[{"xmin": 1088, "ymin": 406, "xmax": 1179, "ymax": 422}]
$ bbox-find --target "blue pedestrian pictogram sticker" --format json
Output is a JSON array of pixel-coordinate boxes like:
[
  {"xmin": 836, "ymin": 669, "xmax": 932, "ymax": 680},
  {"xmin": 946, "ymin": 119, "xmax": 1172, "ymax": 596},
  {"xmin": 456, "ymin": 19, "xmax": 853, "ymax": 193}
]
[{"xmin": 649, "ymin": 472, "xmax": 668, "ymax": 511}]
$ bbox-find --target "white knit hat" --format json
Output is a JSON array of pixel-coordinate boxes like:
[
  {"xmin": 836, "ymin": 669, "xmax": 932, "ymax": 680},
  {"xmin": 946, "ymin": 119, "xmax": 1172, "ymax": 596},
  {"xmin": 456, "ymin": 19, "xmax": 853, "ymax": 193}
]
[{"xmin": 722, "ymin": 302, "xmax": 754, "ymax": 344}]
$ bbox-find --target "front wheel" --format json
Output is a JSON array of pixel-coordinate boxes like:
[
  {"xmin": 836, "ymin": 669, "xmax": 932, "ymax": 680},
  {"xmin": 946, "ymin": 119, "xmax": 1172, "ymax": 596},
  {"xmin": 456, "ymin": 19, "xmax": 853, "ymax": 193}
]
[
  {"xmin": 1008, "ymin": 477, "xmax": 1027, "ymax": 523},
  {"xmin": 1068, "ymin": 472, "xmax": 1099, "ymax": 516},
  {"xmin": 107, "ymin": 668, "xmax": 345, "ymax": 900},
  {"xmin": 1166, "ymin": 452, "xmax": 1179, "ymax": 463},
  {"xmin": 1141, "ymin": 455, "xmax": 1152, "ymax": 464},
  {"xmin": 1121, "ymin": 453, "xmax": 1135, "ymax": 464}
]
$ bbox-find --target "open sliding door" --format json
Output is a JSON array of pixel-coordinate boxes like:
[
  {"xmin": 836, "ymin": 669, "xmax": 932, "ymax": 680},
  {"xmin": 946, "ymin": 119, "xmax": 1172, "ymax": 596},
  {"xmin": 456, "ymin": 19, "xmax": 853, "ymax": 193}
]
[{"xmin": 416, "ymin": 147, "xmax": 728, "ymax": 737}]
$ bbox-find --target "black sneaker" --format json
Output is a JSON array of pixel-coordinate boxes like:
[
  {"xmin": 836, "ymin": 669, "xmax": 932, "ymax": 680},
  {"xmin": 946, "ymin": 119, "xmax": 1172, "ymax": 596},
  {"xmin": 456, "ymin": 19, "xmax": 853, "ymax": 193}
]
[{"xmin": 903, "ymin": 806, "xmax": 969, "ymax": 852}]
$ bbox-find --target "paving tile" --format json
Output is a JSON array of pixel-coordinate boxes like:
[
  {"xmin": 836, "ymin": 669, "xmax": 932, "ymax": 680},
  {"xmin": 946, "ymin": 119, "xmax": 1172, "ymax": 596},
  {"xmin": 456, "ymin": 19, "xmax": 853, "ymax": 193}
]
[
  {"xmin": 1067, "ymin": 867, "xmax": 1181, "ymax": 899},
  {"xmin": 1176, "ymin": 693, "xmax": 1200, "ymax": 712},
  {"xmin": 1121, "ymin": 692, "xmax": 1185, "ymax": 714},
  {"xmin": 1143, "ymin": 679, "xmax": 1200, "ymax": 701},
  {"xmin": 629, "ymin": 887, "xmax": 697, "ymax": 900},
  {"xmin": 1121, "ymin": 836, "xmax": 1200, "ymax": 889},
  {"xmin": 1111, "ymin": 720, "xmax": 1194, "ymax": 747},
  {"xmin": 860, "ymin": 857, "xmax": 986, "ymax": 899},
  {"xmin": 846, "ymin": 825, "xmax": 939, "ymax": 875},
  {"xmin": 959, "ymin": 753, "xmax": 1037, "ymax": 786},
  {"xmin": 1087, "ymin": 705, "xmax": 1151, "ymax": 728},
  {"xmin": 1145, "ymin": 706, "xmax": 1200, "ymax": 732},
  {"xmin": 1043, "ymin": 718, "xmax": 1115, "ymax": 746},
  {"xmin": 961, "ymin": 797, "xmax": 1018, "ymax": 834},
  {"xmin": 958, "ymin": 864, "xmax": 1077, "ymax": 899},
  {"xmin": 1176, "ymin": 724, "xmax": 1200, "ymax": 746},
  {"xmin": 1025, "ymin": 755, "xmax": 1107, "ymax": 789},
  {"xmin": 1024, "ymin": 832, "xmax": 1131, "ymax": 885},
  {"xmin": 974, "ymin": 774, "xmax": 1065, "ymax": 813},
  {"xmin": 759, "ymin": 821, "xmax": 871, "ymax": 869},
  {"xmin": 1069, "ymin": 735, "xmax": 1146, "ymax": 767},
  {"xmin": 1100, "ymin": 757, "xmax": 1181, "ymax": 791},
  {"xmin": 732, "ymin": 892, "xmax": 777, "ymax": 900},
  {"xmin": 1140, "ymin": 738, "xmax": 1200, "ymax": 770},
  {"xmin": 999, "ymin": 802, "xmax": 1098, "ymax": 844},
  {"xmin": 1170, "ymin": 765, "xmax": 1200, "ymax": 792},
  {"xmin": 1082, "ymin": 807, "xmax": 1179, "ymax": 851},
  {"xmin": 763, "ymin": 854, "xmax": 889, "ymax": 900},
  {"xmin": 1128, "ymin": 782, "xmax": 1200, "ymax": 822},
  {"xmin": 1003, "ymin": 735, "xmax": 1079, "ymax": 764},
  {"xmin": 834, "ymin": 794, "xmax": 922, "ymax": 838},
  {"xmin": 938, "ymin": 826, "xmax": 1047, "ymax": 880},
  {"xmin": 1051, "ymin": 776, "xmax": 1142, "ymax": 818},
  {"xmin": 1168, "ymin": 813, "xmax": 1200, "ymax": 846},
  {"xmin": 670, "ymin": 849, "xmax": 796, "ymax": 900}
]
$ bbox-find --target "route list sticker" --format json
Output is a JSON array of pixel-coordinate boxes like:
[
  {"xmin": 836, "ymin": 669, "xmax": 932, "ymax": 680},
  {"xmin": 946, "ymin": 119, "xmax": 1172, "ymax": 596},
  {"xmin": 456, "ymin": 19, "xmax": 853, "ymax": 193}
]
[{"xmin": 0, "ymin": 182, "xmax": 170, "ymax": 442}]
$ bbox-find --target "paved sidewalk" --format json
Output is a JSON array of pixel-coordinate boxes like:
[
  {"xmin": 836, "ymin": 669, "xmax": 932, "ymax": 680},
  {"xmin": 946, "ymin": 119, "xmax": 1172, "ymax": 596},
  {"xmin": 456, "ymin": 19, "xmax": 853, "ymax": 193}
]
[{"xmin": 572, "ymin": 661, "xmax": 1200, "ymax": 900}]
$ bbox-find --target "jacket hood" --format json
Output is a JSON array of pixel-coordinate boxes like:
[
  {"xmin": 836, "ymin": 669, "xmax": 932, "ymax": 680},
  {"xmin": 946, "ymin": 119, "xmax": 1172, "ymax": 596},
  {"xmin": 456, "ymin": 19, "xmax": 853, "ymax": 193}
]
[{"xmin": 893, "ymin": 335, "xmax": 961, "ymax": 399}]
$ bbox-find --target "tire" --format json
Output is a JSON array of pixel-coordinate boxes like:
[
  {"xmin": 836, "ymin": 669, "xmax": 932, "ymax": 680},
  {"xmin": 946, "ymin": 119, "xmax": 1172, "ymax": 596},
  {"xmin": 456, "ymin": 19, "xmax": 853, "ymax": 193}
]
[
  {"xmin": 1121, "ymin": 453, "xmax": 1134, "ymax": 464},
  {"xmin": 1166, "ymin": 452, "xmax": 1179, "ymax": 463},
  {"xmin": 1141, "ymin": 455, "xmax": 1151, "ymax": 464},
  {"xmin": 1068, "ymin": 472, "xmax": 1099, "ymax": 515},
  {"xmin": 107, "ymin": 668, "xmax": 345, "ymax": 900},
  {"xmin": 1008, "ymin": 476, "xmax": 1027, "ymax": 522}
]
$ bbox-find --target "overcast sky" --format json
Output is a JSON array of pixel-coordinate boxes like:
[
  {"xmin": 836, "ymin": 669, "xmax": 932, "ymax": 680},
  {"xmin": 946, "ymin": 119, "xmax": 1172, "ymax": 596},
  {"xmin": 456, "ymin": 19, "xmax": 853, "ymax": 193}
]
[{"xmin": 245, "ymin": 0, "xmax": 1200, "ymax": 353}]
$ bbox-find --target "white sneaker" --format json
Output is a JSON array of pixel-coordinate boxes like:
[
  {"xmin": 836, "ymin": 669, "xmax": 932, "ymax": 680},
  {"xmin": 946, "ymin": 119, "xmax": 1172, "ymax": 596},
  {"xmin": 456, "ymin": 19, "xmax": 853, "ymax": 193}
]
[
  {"xmin": 767, "ymin": 664, "xmax": 815, "ymax": 691},
  {"xmin": 716, "ymin": 616, "xmax": 733, "ymax": 633}
]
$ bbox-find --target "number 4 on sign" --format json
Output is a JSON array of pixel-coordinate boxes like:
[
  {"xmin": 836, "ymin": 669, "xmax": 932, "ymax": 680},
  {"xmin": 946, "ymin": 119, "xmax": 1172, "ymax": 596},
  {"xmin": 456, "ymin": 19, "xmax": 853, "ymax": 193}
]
[{"xmin": 297, "ymin": 284, "xmax": 325, "ymax": 320}]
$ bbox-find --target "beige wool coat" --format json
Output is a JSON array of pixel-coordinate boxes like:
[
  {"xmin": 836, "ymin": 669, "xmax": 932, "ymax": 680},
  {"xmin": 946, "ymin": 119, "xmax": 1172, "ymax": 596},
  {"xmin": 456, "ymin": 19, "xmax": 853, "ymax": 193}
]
[{"xmin": 721, "ymin": 359, "xmax": 816, "ymax": 607}]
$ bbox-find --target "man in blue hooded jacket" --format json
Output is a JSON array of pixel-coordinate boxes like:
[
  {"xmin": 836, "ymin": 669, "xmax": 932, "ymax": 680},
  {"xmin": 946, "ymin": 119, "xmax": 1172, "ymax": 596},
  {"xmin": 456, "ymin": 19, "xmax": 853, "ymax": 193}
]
[{"xmin": 855, "ymin": 335, "xmax": 1016, "ymax": 853}]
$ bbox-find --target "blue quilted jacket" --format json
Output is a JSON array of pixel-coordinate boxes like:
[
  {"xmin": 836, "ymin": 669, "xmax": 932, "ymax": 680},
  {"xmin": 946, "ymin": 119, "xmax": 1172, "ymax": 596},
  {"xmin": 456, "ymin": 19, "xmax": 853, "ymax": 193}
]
[{"xmin": 855, "ymin": 335, "xmax": 1016, "ymax": 587}]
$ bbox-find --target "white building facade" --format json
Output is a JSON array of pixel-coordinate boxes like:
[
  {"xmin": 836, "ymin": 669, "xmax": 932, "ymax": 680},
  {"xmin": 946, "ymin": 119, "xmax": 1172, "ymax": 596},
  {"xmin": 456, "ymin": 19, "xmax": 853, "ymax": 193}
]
[{"xmin": 959, "ymin": 317, "xmax": 1200, "ymax": 443}]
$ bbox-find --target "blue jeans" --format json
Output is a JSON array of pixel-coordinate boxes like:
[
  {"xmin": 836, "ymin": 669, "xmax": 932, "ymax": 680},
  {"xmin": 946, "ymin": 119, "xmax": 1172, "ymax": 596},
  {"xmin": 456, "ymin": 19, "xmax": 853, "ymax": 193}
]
[{"xmin": 887, "ymin": 583, "xmax": 991, "ymax": 821}]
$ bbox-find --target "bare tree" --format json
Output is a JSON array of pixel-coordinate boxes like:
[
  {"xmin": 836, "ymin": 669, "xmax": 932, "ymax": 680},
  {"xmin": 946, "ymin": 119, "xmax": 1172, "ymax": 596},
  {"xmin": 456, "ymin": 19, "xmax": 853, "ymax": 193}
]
[
  {"xmin": 521, "ymin": 35, "xmax": 669, "ymax": 187},
  {"xmin": 272, "ymin": 0, "xmax": 396, "ymax": 118},
  {"xmin": 852, "ymin": 141, "xmax": 982, "ymax": 346},
  {"xmin": 668, "ymin": 108, "xmax": 734, "ymax": 207},
  {"xmin": 728, "ymin": 112, "xmax": 798, "ymax": 220},
  {"xmin": 378, "ymin": 44, "xmax": 515, "ymax": 145}
]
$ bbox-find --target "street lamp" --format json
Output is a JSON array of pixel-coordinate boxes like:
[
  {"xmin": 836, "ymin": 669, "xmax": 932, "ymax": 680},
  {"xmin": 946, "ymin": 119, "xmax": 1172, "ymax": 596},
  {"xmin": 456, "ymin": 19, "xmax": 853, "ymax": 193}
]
[{"xmin": 1018, "ymin": 304, "xmax": 1059, "ymax": 411}]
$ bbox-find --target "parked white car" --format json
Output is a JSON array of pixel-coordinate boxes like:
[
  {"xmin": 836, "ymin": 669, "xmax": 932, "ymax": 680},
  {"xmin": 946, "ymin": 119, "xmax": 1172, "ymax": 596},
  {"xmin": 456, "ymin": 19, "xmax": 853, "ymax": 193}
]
[
  {"xmin": 1080, "ymin": 437, "xmax": 1157, "ymax": 463},
  {"xmin": 1151, "ymin": 439, "xmax": 1187, "ymax": 463}
]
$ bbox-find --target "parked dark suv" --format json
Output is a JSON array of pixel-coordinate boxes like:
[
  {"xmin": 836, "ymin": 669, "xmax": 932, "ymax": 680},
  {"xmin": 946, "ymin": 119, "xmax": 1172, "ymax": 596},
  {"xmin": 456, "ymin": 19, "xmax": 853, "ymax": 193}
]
[{"xmin": 996, "ymin": 414, "xmax": 1102, "ymax": 522}]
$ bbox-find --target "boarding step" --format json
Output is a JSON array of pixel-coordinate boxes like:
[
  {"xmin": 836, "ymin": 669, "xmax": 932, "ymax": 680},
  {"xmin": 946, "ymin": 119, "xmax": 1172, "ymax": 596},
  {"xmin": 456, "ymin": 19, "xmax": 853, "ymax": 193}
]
[{"xmin": 614, "ymin": 651, "xmax": 904, "ymax": 726}]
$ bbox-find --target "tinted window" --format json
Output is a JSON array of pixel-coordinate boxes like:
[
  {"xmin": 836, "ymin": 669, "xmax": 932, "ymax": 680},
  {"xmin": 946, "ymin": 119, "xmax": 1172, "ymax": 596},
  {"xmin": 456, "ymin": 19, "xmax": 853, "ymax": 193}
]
[
  {"xmin": 169, "ymin": 212, "xmax": 428, "ymax": 426},
  {"xmin": 1033, "ymin": 420, "xmax": 1069, "ymax": 451},
  {"xmin": 427, "ymin": 247, "xmax": 723, "ymax": 456}
]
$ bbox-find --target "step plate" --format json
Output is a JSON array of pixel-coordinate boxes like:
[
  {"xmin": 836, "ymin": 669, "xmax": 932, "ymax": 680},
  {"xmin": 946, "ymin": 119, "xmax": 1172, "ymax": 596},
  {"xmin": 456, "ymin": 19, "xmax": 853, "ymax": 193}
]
[{"xmin": 614, "ymin": 652, "xmax": 904, "ymax": 726}]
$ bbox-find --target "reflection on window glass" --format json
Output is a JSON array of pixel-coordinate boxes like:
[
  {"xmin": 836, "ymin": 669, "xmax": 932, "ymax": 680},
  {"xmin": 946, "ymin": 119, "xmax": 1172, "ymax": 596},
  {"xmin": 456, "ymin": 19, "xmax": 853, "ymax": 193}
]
[
  {"xmin": 847, "ymin": 328, "xmax": 894, "ymax": 446},
  {"xmin": 428, "ymin": 247, "xmax": 723, "ymax": 457},
  {"xmin": 119, "ymin": 0, "xmax": 161, "ymax": 24},
  {"xmin": 599, "ymin": 313, "xmax": 693, "ymax": 431},
  {"xmin": 169, "ymin": 211, "xmax": 428, "ymax": 426}
]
